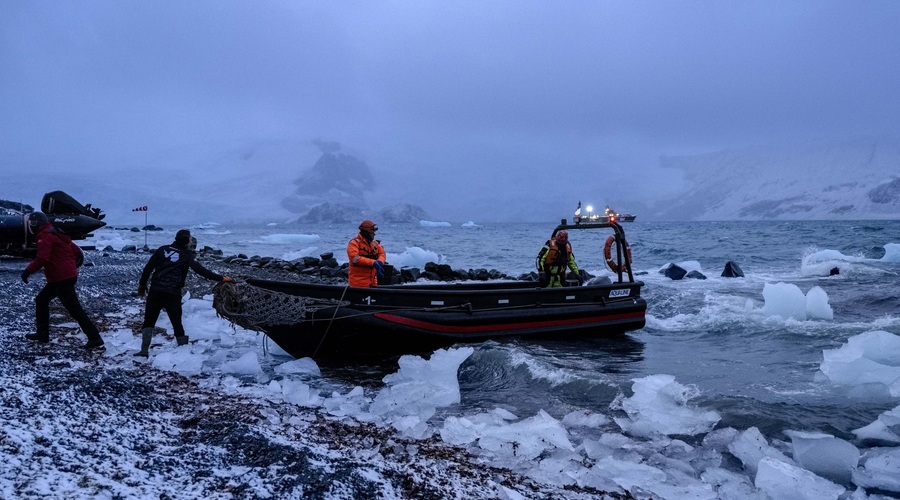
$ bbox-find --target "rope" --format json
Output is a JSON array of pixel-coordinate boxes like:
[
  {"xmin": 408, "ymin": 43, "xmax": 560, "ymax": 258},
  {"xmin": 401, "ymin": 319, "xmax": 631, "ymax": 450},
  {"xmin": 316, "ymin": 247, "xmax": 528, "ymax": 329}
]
[{"xmin": 312, "ymin": 283, "xmax": 350, "ymax": 357}]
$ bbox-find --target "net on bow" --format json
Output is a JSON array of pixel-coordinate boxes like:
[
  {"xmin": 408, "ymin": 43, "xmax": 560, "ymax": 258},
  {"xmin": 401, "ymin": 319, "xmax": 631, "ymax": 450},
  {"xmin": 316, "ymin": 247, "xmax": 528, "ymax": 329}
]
[{"xmin": 213, "ymin": 281, "xmax": 348, "ymax": 332}]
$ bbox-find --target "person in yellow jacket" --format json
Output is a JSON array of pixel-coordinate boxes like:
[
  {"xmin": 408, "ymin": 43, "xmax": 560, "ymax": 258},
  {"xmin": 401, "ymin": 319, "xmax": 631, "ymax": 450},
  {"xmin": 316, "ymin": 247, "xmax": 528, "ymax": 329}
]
[
  {"xmin": 543, "ymin": 230, "xmax": 582, "ymax": 287},
  {"xmin": 347, "ymin": 219, "xmax": 386, "ymax": 287}
]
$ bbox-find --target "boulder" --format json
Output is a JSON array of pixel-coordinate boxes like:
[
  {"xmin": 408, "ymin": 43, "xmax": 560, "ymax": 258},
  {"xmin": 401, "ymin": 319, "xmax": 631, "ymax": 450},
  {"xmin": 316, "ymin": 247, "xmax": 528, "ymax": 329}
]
[
  {"xmin": 721, "ymin": 261, "xmax": 744, "ymax": 278},
  {"xmin": 661, "ymin": 263, "xmax": 688, "ymax": 280}
]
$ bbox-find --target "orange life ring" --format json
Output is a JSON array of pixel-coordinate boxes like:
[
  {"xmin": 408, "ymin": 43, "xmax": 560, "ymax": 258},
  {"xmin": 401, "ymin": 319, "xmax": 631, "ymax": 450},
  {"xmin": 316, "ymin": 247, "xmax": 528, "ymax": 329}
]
[{"xmin": 603, "ymin": 236, "xmax": 632, "ymax": 273}]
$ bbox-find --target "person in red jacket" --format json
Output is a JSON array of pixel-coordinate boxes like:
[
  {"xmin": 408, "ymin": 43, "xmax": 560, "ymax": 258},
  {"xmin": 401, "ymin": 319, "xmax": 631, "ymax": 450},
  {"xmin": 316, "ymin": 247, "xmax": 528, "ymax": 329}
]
[
  {"xmin": 20, "ymin": 212, "xmax": 104, "ymax": 349},
  {"xmin": 347, "ymin": 219, "xmax": 386, "ymax": 287}
]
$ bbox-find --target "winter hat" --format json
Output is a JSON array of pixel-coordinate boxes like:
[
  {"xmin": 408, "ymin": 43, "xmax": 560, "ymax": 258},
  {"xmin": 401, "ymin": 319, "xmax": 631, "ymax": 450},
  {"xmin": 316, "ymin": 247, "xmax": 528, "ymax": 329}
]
[
  {"xmin": 175, "ymin": 229, "xmax": 192, "ymax": 245},
  {"xmin": 28, "ymin": 212, "xmax": 49, "ymax": 231}
]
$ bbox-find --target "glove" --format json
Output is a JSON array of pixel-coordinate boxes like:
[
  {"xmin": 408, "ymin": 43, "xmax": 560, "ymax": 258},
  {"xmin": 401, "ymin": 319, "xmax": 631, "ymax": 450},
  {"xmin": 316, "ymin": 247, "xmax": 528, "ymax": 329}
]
[
  {"xmin": 222, "ymin": 276, "xmax": 233, "ymax": 283},
  {"xmin": 137, "ymin": 285, "xmax": 146, "ymax": 297},
  {"xmin": 373, "ymin": 261, "xmax": 384, "ymax": 277},
  {"xmin": 571, "ymin": 270, "xmax": 583, "ymax": 286},
  {"xmin": 21, "ymin": 270, "xmax": 31, "ymax": 283}
]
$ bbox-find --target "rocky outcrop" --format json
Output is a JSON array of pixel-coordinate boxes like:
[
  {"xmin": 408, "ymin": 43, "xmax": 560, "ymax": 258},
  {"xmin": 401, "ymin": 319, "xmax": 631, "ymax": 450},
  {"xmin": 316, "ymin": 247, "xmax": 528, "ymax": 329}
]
[
  {"xmin": 867, "ymin": 177, "xmax": 900, "ymax": 204},
  {"xmin": 376, "ymin": 204, "xmax": 430, "ymax": 223},
  {"xmin": 295, "ymin": 202, "xmax": 368, "ymax": 224},
  {"xmin": 721, "ymin": 261, "xmax": 744, "ymax": 278},
  {"xmin": 281, "ymin": 141, "xmax": 376, "ymax": 215}
]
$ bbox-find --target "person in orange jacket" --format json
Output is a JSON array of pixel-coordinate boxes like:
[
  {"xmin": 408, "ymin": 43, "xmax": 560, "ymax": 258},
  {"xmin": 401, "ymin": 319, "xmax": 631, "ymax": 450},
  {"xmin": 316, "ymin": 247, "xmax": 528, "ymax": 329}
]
[{"xmin": 347, "ymin": 220, "xmax": 386, "ymax": 287}]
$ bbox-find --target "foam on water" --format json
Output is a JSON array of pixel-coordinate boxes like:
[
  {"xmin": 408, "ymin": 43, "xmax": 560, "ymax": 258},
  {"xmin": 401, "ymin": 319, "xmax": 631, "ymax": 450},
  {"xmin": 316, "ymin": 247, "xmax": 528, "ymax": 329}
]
[
  {"xmin": 507, "ymin": 349, "xmax": 585, "ymax": 387},
  {"xmin": 255, "ymin": 233, "xmax": 320, "ymax": 245}
]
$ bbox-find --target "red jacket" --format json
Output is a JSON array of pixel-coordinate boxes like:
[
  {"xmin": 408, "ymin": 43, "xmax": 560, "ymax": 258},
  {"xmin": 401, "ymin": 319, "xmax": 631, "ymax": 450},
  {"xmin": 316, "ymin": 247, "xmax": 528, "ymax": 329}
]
[
  {"xmin": 347, "ymin": 233, "xmax": 385, "ymax": 287},
  {"xmin": 25, "ymin": 224, "xmax": 81, "ymax": 283}
]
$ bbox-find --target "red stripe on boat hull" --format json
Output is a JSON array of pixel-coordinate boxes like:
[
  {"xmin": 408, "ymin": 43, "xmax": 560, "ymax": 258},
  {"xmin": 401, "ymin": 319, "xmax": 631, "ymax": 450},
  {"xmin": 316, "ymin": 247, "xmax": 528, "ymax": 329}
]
[{"xmin": 372, "ymin": 310, "xmax": 645, "ymax": 334}]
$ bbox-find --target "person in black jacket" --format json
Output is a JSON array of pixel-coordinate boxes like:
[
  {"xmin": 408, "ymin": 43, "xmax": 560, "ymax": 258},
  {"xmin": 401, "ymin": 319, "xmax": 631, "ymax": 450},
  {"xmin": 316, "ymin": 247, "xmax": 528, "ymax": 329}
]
[{"xmin": 134, "ymin": 229, "xmax": 231, "ymax": 357}]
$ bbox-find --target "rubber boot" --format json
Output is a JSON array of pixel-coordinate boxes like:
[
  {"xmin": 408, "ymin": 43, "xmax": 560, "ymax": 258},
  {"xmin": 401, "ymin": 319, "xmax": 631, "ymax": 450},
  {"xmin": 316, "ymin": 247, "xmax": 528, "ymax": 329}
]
[
  {"xmin": 176, "ymin": 335, "xmax": 189, "ymax": 346},
  {"xmin": 84, "ymin": 335, "xmax": 105, "ymax": 349},
  {"xmin": 134, "ymin": 327, "xmax": 153, "ymax": 357},
  {"xmin": 25, "ymin": 333, "xmax": 50, "ymax": 344}
]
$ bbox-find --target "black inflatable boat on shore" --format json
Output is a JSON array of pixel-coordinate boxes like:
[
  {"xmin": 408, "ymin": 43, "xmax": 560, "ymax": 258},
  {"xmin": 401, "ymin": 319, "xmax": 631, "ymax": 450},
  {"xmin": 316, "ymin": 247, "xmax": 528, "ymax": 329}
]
[{"xmin": 213, "ymin": 217, "xmax": 645, "ymax": 359}]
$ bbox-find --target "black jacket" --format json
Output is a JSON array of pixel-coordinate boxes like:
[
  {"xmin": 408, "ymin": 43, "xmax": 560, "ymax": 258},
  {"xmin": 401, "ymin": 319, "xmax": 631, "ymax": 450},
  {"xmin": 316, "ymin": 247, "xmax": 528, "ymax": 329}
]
[{"xmin": 139, "ymin": 242, "xmax": 223, "ymax": 295}]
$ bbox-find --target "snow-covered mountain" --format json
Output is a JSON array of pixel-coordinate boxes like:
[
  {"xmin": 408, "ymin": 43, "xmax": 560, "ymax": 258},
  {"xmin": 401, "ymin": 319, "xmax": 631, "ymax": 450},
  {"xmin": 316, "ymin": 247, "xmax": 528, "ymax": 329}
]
[
  {"xmin": 3, "ymin": 136, "xmax": 898, "ymax": 225},
  {"xmin": 651, "ymin": 137, "xmax": 900, "ymax": 221},
  {"xmin": 281, "ymin": 141, "xmax": 377, "ymax": 215}
]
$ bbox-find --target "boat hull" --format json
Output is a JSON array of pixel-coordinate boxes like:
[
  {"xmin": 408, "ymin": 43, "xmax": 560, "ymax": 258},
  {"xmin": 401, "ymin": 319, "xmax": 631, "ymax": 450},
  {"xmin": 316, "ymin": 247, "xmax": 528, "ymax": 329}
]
[{"xmin": 238, "ymin": 278, "xmax": 647, "ymax": 359}]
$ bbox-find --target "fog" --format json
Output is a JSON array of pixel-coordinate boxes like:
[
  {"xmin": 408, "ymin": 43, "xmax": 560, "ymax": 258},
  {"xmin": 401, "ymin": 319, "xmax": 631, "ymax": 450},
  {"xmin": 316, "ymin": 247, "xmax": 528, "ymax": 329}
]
[{"xmin": 2, "ymin": 1, "xmax": 899, "ymax": 223}]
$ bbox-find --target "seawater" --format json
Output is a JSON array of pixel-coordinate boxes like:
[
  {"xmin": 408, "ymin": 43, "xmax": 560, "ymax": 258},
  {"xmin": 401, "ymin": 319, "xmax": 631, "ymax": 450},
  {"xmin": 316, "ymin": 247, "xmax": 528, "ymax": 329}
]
[{"xmin": 93, "ymin": 219, "xmax": 900, "ymax": 441}]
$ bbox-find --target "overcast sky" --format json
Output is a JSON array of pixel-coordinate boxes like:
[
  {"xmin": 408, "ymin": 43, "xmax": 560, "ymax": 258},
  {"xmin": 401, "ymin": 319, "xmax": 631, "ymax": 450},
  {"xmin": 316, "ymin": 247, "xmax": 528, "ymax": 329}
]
[{"xmin": 2, "ymin": 1, "xmax": 899, "ymax": 221}]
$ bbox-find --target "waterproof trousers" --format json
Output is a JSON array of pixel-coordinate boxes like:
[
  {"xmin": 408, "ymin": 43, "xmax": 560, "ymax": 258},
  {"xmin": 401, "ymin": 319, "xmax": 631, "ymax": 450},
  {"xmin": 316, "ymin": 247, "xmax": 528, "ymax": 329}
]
[
  {"xmin": 142, "ymin": 289, "xmax": 186, "ymax": 338},
  {"xmin": 35, "ymin": 277, "xmax": 101, "ymax": 339}
]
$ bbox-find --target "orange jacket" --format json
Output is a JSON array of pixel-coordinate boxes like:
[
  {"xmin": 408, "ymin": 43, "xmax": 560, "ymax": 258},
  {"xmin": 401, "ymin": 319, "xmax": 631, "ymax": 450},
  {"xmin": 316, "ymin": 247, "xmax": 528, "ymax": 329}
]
[
  {"xmin": 543, "ymin": 239, "xmax": 578, "ymax": 274},
  {"xmin": 347, "ymin": 233, "xmax": 385, "ymax": 287}
]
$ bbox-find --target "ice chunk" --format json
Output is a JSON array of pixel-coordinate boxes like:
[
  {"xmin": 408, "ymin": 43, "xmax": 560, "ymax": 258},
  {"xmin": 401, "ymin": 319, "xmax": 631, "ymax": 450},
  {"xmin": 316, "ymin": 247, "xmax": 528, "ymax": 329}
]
[
  {"xmin": 762, "ymin": 282, "xmax": 806, "ymax": 320},
  {"xmin": 852, "ymin": 447, "xmax": 900, "ymax": 493},
  {"xmin": 881, "ymin": 243, "xmax": 900, "ymax": 262},
  {"xmin": 218, "ymin": 330, "xmax": 237, "ymax": 347},
  {"xmin": 390, "ymin": 415, "xmax": 430, "ymax": 439},
  {"xmin": 805, "ymin": 286, "xmax": 833, "ymax": 320},
  {"xmin": 274, "ymin": 357, "xmax": 321, "ymax": 377},
  {"xmin": 819, "ymin": 331, "xmax": 900, "ymax": 395},
  {"xmin": 221, "ymin": 351, "xmax": 262, "ymax": 375},
  {"xmin": 441, "ymin": 410, "xmax": 572, "ymax": 461},
  {"xmin": 703, "ymin": 427, "xmax": 741, "ymax": 451},
  {"xmin": 440, "ymin": 408, "xmax": 517, "ymax": 446},
  {"xmin": 701, "ymin": 467, "xmax": 766, "ymax": 500},
  {"xmin": 785, "ymin": 430, "xmax": 859, "ymax": 484},
  {"xmin": 727, "ymin": 427, "xmax": 793, "ymax": 476},
  {"xmin": 323, "ymin": 386, "xmax": 369, "ymax": 418},
  {"xmin": 581, "ymin": 455, "xmax": 717, "ymax": 499},
  {"xmin": 852, "ymin": 405, "xmax": 900, "ymax": 444},
  {"xmin": 370, "ymin": 347, "xmax": 473, "ymax": 423},
  {"xmin": 152, "ymin": 348, "xmax": 206, "ymax": 376},
  {"xmin": 755, "ymin": 457, "xmax": 845, "ymax": 500},
  {"xmin": 592, "ymin": 456, "xmax": 668, "ymax": 491},
  {"xmin": 483, "ymin": 410, "xmax": 572, "ymax": 460},
  {"xmin": 612, "ymin": 374, "xmax": 721, "ymax": 437},
  {"xmin": 561, "ymin": 409, "xmax": 609, "ymax": 428},
  {"xmin": 281, "ymin": 378, "xmax": 317, "ymax": 407}
]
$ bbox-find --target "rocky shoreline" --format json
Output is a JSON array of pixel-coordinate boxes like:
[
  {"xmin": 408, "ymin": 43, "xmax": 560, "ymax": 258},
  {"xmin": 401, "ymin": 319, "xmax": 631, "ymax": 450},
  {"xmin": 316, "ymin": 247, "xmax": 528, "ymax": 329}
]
[
  {"xmin": 0, "ymin": 249, "xmax": 623, "ymax": 499},
  {"xmin": 96, "ymin": 244, "xmax": 532, "ymax": 284}
]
